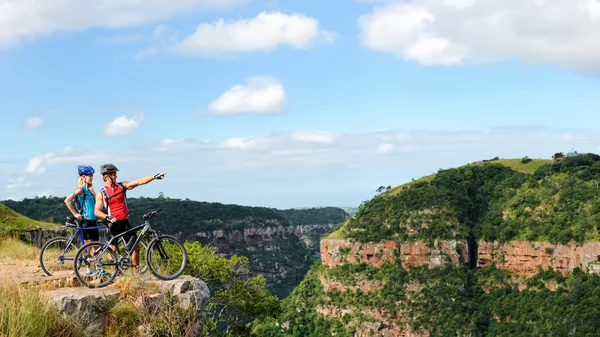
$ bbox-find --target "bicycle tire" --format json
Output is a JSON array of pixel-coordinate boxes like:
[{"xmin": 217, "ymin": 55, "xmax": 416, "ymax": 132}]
[
  {"xmin": 138, "ymin": 239, "xmax": 150, "ymax": 274},
  {"xmin": 146, "ymin": 234, "xmax": 187, "ymax": 280},
  {"xmin": 39, "ymin": 237, "xmax": 79, "ymax": 276},
  {"xmin": 73, "ymin": 242, "xmax": 118, "ymax": 288}
]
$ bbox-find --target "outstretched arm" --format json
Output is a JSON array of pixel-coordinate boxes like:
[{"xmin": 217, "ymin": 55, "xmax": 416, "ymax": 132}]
[{"xmin": 123, "ymin": 172, "xmax": 166, "ymax": 190}]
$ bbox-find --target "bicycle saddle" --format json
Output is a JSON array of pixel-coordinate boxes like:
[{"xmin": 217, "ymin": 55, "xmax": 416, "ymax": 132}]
[{"xmin": 65, "ymin": 216, "xmax": 78, "ymax": 228}]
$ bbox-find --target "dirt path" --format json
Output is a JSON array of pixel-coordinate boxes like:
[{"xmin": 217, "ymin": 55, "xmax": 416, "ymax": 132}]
[{"xmin": 0, "ymin": 258, "xmax": 72, "ymax": 284}]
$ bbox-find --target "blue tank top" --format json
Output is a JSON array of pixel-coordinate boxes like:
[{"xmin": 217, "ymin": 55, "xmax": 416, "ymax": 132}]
[{"xmin": 78, "ymin": 185, "xmax": 97, "ymax": 220}]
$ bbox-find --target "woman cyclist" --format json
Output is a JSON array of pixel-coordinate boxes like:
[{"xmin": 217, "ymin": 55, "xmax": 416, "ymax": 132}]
[{"xmin": 64, "ymin": 165, "xmax": 100, "ymax": 276}]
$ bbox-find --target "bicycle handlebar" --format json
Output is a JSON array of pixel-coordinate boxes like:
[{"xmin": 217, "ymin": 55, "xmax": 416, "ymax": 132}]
[
  {"xmin": 142, "ymin": 209, "xmax": 161, "ymax": 220},
  {"xmin": 96, "ymin": 209, "xmax": 161, "ymax": 226}
]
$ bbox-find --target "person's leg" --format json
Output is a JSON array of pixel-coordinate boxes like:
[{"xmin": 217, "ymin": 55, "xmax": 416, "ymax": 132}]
[
  {"xmin": 132, "ymin": 244, "xmax": 140, "ymax": 273},
  {"xmin": 81, "ymin": 220, "xmax": 100, "ymax": 275},
  {"xmin": 122, "ymin": 220, "xmax": 141, "ymax": 273},
  {"xmin": 82, "ymin": 220, "xmax": 100, "ymax": 254},
  {"xmin": 100, "ymin": 221, "xmax": 124, "ymax": 276}
]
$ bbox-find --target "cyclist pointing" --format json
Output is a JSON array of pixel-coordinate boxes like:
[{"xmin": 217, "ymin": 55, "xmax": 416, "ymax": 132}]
[{"xmin": 94, "ymin": 163, "xmax": 165, "ymax": 274}]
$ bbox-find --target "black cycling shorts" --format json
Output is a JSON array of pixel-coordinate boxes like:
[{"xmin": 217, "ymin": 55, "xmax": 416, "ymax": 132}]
[
  {"xmin": 81, "ymin": 219, "xmax": 100, "ymax": 241},
  {"xmin": 109, "ymin": 219, "xmax": 137, "ymax": 244}
]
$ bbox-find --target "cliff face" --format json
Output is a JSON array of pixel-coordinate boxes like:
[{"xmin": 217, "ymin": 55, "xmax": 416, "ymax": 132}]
[
  {"xmin": 314, "ymin": 238, "xmax": 600, "ymax": 337},
  {"xmin": 478, "ymin": 241, "xmax": 600, "ymax": 277},
  {"xmin": 316, "ymin": 238, "xmax": 469, "ymax": 337},
  {"xmin": 320, "ymin": 239, "xmax": 469, "ymax": 270},
  {"xmin": 190, "ymin": 223, "xmax": 336, "ymax": 256},
  {"xmin": 178, "ymin": 220, "xmax": 337, "ymax": 298}
]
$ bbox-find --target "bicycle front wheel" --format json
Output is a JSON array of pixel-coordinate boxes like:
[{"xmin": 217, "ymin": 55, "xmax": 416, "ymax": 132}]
[
  {"xmin": 74, "ymin": 242, "xmax": 118, "ymax": 288},
  {"xmin": 39, "ymin": 237, "xmax": 79, "ymax": 276},
  {"xmin": 146, "ymin": 235, "xmax": 187, "ymax": 280}
]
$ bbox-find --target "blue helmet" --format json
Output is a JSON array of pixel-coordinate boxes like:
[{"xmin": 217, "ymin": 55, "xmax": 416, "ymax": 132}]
[{"xmin": 78, "ymin": 165, "xmax": 95, "ymax": 176}]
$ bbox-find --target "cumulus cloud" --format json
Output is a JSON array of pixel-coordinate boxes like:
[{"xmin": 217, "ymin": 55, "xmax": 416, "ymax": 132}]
[
  {"xmin": 208, "ymin": 77, "xmax": 287, "ymax": 114},
  {"xmin": 23, "ymin": 117, "xmax": 45, "ymax": 129},
  {"xmin": 175, "ymin": 11, "xmax": 336, "ymax": 55},
  {"xmin": 23, "ymin": 147, "xmax": 102, "ymax": 174},
  {"xmin": 358, "ymin": 0, "xmax": 600, "ymax": 73},
  {"xmin": 103, "ymin": 113, "xmax": 144, "ymax": 137},
  {"xmin": 25, "ymin": 155, "xmax": 48, "ymax": 174},
  {"xmin": 0, "ymin": 0, "xmax": 247, "ymax": 48},
  {"xmin": 4, "ymin": 126, "xmax": 600, "ymax": 208}
]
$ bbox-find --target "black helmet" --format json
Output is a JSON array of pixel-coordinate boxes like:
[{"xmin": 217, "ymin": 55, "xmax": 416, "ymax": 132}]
[{"xmin": 100, "ymin": 164, "xmax": 119, "ymax": 175}]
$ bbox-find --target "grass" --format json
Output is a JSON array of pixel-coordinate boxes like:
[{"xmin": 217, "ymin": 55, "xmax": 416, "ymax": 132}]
[
  {"xmin": 0, "ymin": 238, "xmax": 39, "ymax": 261},
  {"xmin": 471, "ymin": 158, "xmax": 552, "ymax": 174},
  {"xmin": 327, "ymin": 221, "xmax": 349, "ymax": 240},
  {"xmin": 0, "ymin": 203, "xmax": 59, "ymax": 238},
  {"xmin": 0, "ymin": 284, "xmax": 83, "ymax": 337}
]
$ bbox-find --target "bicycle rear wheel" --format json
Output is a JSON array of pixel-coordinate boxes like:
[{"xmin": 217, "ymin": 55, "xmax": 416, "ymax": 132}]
[
  {"xmin": 39, "ymin": 237, "xmax": 79, "ymax": 276},
  {"xmin": 74, "ymin": 242, "xmax": 118, "ymax": 288},
  {"xmin": 146, "ymin": 235, "xmax": 187, "ymax": 280}
]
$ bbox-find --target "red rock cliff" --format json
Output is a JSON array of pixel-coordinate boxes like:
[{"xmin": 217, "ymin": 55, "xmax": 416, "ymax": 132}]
[
  {"xmin": 320, "ymin": 239, "xmax": 469, "ymax": 270},
  {"xmin": 478, "ymin": 241, "xmax": 600, "ymax": 277}
]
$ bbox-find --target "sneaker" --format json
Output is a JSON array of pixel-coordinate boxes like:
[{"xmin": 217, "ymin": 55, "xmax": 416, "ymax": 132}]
[
  {"xmin": 95, "ymin": 270, "xmax": 111, "ymax": 277},
  {"xmin": 85, "ymin": 269, "xmax": 96, "ymax": 277}
]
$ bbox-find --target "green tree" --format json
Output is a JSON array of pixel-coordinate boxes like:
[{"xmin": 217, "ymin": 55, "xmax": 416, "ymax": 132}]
[{"xmin": 183, "ymin": 242, "xmax": 280, "ymax": 336}]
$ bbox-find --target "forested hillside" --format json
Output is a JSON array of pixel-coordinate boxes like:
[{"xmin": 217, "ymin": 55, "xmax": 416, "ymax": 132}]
[{"xmin": 252, "ymin": 154, "xmax": 600, "ymax": 336}]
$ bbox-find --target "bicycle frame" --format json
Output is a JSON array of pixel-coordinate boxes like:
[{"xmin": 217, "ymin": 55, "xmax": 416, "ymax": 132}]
[
  {"xmin": 98, "ymin": 219, "xmax": 158, "ymax": 261},
  {"xmin": 56, "ymin": 224, "xmax": 105, "ymax": 263}
]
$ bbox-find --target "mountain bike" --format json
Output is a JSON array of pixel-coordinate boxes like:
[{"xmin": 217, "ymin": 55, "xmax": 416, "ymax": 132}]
[
  {"xmin": 73, "ymin": 209, "xmax": 187, "ymax": 288},
  {"xmin": 39, "ymin": 217, "xmax": 149, "ymax": 276}
]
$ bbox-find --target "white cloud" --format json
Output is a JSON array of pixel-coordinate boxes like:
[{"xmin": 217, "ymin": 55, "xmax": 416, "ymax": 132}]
[
  {"xmin": 175, "ymin": 11, "xmax": 336, "ymax": 55},
  {"xmin": 23, "ymin": 117, "xmax": 45, "ymax": 129},
  {"xmin": 0, "ymin": 0, "xmax": 248, "ymax": 48},
  {"xmin": 103, "ymin": 113, "xmax": 144, "ymax": 137},
  {"xmin": 25, "ymin": 155, "xmax": 48, "ymax": 174},
  {"xmin": 4, "ymin": 126, "xmax": 600, "ymax": 209},
  {"xmin": 377, "ymin": 143, "xmax": 394, "ymax": 154},
  {"xmin": 208, "ymin": 76, "xmax": 287, "ymax": 114},
  {"xmin": 291, "ymin": 131, "xmax": 337, "ymax": 144},
  {"xmin": 358, "ymin": 0, "xmax": 600, "ymax": 73}
]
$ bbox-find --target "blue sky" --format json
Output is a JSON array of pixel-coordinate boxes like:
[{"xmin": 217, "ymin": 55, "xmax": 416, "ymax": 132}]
[{"xmin": 2, "ymin": 0, "xmax": 600, "ymax": 209}]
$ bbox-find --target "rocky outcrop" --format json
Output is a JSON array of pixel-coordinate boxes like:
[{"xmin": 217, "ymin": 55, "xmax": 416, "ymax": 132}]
[
  {"xmin": 478, "ymin": 241, "xmax": 600, "ymax": 277},
  {"xmin": 21, "ymin": 226, "xmax": 111, "ymax": 248},
  {"xmin": 191, "ymin": 223, "xmax": 336, "ymax": 253},
  {"xmin": 320, "ymin": 239, "xmax": 469, "ymax": 270},
  {"xmin": 45, "ymin": 275, "xmax": 210, "ymax": 337},
  {"xmin": 321, "ymin": 238, "xmax": 600, "ymax": 279},
  {"xmin": 21, "ymin": 227, "xmax": 73, "ymax": 248}
]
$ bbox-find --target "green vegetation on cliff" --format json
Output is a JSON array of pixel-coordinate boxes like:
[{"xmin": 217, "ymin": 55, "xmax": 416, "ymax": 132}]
[
  {"xmin": 274, "ymin": 207, "xmax": 349, "ymax": 226},
  {"xmin": 253, "ymin": 261, "xmax": 600, "ymax": 336},
  {"xmin": 254, "ymin": 154, "xmax": 600, "ymax": 336},
  {"xmin": 331, "ymin": 154, "xmax": 600, "ymax": 245}
]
